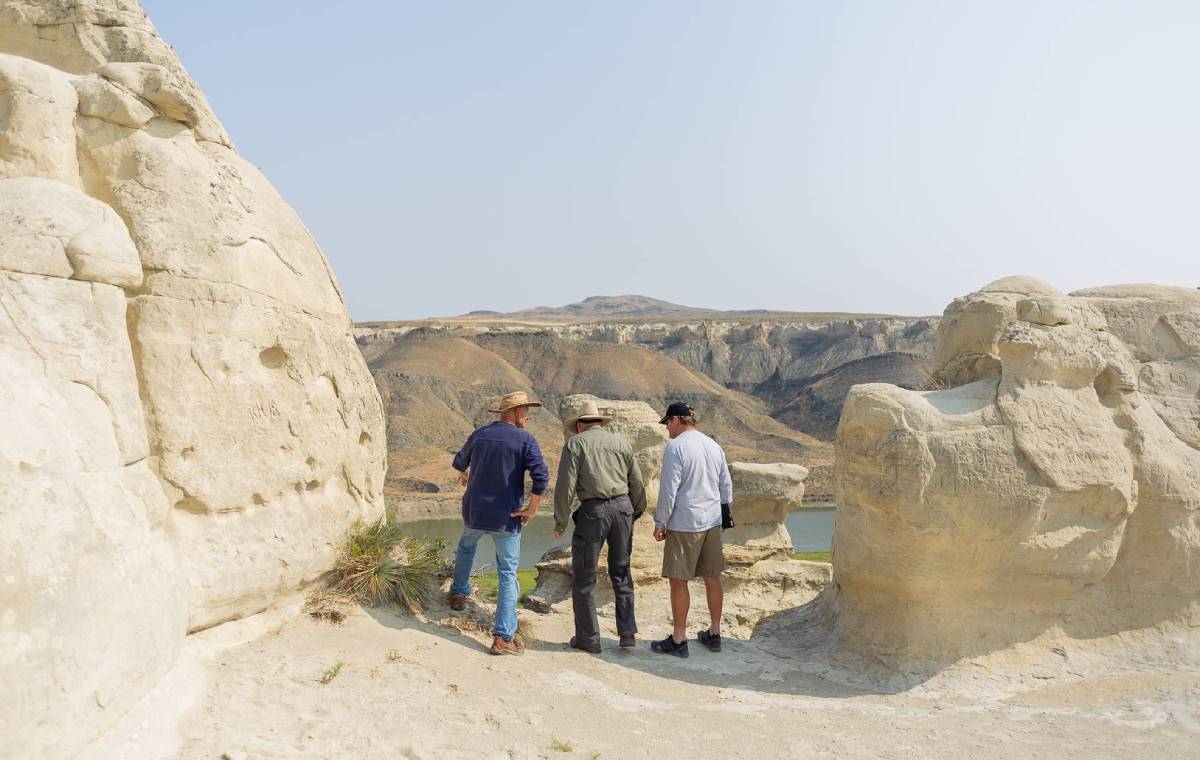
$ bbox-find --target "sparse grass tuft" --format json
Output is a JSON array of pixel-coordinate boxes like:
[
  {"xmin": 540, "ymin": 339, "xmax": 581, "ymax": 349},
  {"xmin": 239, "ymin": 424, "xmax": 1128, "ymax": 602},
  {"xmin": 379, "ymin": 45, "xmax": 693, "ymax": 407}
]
[
  {"xmin": 319, "ymin": 661, "xmax": 345, "ymax": 685},
  {"xmin": 386, "ymin": 649, "xmax": 404, "ymax": 663},
  {"xmin": 550, "ymin": 735, "xmax": 573, "ymax": 753},
  {"xmin": 793, "ymin": 551, "xmax": 832, "ymax": 563}
]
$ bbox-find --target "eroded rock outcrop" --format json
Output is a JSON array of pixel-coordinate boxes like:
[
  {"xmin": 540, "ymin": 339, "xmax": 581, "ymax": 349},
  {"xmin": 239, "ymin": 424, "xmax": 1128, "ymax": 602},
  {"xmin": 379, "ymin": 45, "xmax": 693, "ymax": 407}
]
[
  {"xmin": 0, "ymin": 3, "xmax": 385, "ymax": 757},
  {"xmin": 724, "ymin": 462, "xmax": 808, "ymax": 565},
  {"xmin": 831, "ymin": 277, "xmax": 1200, "ymax": 665},
  {"xmin": 557, "ymin": 393, "xmax": 668, "ymax": 506}
]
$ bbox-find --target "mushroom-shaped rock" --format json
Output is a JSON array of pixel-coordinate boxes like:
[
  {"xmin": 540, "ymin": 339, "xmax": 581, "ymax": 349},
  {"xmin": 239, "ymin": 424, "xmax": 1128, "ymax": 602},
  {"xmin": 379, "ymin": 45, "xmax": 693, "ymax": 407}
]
[{"xmin": 725, "ymin": 462, "xmax": 808, "ymax": 565}]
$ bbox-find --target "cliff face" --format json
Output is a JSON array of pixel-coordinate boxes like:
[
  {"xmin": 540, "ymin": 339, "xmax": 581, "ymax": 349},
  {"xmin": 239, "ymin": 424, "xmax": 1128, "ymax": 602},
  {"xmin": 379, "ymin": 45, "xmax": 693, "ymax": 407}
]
[
  {"xmin": 0, "ymin": 3, "xmax": 385, "ymax": 757},
  {"xmin": 356, "ymin": 316, "xmax": 935, "ymax": 502}
]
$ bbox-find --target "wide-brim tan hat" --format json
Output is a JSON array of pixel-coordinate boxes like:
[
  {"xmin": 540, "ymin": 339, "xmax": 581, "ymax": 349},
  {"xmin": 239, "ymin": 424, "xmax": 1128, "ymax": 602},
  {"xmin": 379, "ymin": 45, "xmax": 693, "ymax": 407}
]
[
  {"xmin": 563, "ymin": 399, "xmax": 611, "ymax": 435},
  {"xmin": 488, "ymin": 391, "xmax": 544, "ymax": 414}
]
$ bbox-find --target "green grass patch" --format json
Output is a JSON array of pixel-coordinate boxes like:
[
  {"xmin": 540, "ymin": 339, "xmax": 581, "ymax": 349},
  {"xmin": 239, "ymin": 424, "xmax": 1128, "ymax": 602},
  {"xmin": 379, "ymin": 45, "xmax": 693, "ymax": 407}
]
[
  {"xmin": 793, "ymin": 551, "xmax": 832, "ymax": 563},
  {"xmin": 476, "ymin": 568, "xmax": 538, "ymax": 601}
]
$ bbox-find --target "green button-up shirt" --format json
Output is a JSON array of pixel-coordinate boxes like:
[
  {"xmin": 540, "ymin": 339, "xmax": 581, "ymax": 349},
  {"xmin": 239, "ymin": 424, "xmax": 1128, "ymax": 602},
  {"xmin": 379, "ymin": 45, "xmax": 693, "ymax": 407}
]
[{"xmin": 553, "ymin": 425, "xmax": 647, "ymax": 532}]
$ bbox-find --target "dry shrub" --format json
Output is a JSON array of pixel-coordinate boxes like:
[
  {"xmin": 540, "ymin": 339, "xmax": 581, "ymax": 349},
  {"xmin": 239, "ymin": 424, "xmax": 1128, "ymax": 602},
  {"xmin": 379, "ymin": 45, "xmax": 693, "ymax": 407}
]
[
  {"xmin": 304, "ymin": 589, "xmax": 350, "ymax": 624},
  {"xmin": 448, "ymin": 611, "xmax": 535, "ymax": 649},
  {"xmin": 919, "ymin": 366, "xmax": 950, "ymax": 391},
  {"xmin": 308, "ymin": 517, "xmax": 449, "ymax": 619}
]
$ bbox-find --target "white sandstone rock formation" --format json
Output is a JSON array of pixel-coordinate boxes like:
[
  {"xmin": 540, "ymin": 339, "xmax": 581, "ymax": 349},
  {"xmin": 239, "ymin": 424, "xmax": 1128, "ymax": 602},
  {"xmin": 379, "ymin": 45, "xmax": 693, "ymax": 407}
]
[
  {"xmin": 0, "ymin": 3, "xmax": 385, "ymax": 758},
  {"xmin": 724, "ymin": 462, "xmax": 808, "ymax": 565},
  {"xmin": 557, "ymin": 393, "xmax": 668, "ymax": 508},
  {"xmin": 831, "ymin": 276, "xmax": 1200, "ymax": 665}
]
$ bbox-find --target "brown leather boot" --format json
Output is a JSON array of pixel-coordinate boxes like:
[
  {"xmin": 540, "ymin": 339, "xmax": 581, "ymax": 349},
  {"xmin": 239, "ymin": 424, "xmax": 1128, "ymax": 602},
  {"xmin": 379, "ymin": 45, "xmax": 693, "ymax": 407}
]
[
  {"xmin": 490, "ymin": 635, "xmax": 523, "ymax": 655},
  {"xmin": 449, "ymin": 593, "xmax": 467, "ymax": 612}
]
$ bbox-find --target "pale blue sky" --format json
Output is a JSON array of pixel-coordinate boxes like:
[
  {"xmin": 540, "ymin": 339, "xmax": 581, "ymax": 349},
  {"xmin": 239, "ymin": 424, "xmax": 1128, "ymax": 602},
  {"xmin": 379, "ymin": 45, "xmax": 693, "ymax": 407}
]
[{"xmin": 145, "ymin": 1, "xmax": 1199, "ymax": 321}]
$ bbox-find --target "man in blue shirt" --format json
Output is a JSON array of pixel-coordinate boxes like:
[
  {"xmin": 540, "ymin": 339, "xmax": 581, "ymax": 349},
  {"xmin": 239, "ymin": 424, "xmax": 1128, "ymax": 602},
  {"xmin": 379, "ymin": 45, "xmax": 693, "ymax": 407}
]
[{"xmin": 449, "ymin": 391, "xmax": 550, "ymax": 655}]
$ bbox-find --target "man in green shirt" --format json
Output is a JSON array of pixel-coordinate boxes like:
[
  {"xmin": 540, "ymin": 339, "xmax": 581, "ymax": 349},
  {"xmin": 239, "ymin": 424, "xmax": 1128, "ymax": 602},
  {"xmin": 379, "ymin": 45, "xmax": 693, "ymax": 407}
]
[{"xmin": 553, "ymin": 400, "xmax": 647, "ymax": 652}]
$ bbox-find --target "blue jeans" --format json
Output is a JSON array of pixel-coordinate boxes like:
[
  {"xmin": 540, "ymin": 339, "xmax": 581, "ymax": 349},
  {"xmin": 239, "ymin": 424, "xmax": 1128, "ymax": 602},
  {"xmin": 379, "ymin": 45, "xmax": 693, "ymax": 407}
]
[{"xmin": 450, "ymin": 526, "xmax": 521, "ymax": 641}]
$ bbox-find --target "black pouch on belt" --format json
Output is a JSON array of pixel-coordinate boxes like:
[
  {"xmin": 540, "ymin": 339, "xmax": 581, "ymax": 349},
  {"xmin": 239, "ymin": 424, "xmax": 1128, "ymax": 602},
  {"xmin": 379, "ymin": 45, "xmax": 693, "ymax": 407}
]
[{"xmin": 721, "ymin": 502, "xmax": 735, "ymax": 530}]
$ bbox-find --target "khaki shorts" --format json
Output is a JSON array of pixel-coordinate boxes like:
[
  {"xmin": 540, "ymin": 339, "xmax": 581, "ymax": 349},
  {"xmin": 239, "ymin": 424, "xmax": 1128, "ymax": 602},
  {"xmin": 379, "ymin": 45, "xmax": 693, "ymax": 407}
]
[{"xmin": 662, "ymin": 526, "xmax": 725, "ymax": 580}]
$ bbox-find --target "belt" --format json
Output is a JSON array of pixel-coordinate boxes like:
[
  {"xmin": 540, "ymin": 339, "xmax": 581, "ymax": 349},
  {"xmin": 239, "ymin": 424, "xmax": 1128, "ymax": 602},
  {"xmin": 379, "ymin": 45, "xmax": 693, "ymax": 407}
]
[{"xmin": 580, "ymin": 494, "xmax": 629, "ymax": 506}]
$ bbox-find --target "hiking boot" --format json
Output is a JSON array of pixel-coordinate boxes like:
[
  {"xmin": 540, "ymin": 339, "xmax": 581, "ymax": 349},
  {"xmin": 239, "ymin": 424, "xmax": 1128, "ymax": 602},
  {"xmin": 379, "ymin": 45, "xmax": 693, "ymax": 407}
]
[
  {"xmin": 619, "ymin": 635, "xmax": 636, "ymax": 648},
  {"xmin": 698, "ymin": 629, "xmax": 722, "ymax": 652},
  {"xmin": 490, "ymin": 635, "xmax": 523, "ymax": 656},
  {"xmin": 650, "ymin": 635, "xmax": 689, "ymax": 658},
  {"xmin": 449, "ymin": 593, "xmax": 467, "ymax": 612},
  {"xmin": 569, "ymin": 636, "xmax": 601, "ymax": 654}
]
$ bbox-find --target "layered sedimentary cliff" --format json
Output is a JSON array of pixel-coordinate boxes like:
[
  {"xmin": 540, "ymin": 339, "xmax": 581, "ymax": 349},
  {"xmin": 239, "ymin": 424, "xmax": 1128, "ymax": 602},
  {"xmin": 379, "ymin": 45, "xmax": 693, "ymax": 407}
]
[
  {"xmin": 0, "ymin": 3, "xmax": 385, "ymax": 757},
  {"xmin": 829, "ymin": 276, "xmax": 1200, "ymax": 665},
  {"xmin": 357, "ymin": 314, "xmax": 936, "ymax": 503},
  {"xmin": 358, "ymin": 315, "xmax": 937, "ymax": 416}
]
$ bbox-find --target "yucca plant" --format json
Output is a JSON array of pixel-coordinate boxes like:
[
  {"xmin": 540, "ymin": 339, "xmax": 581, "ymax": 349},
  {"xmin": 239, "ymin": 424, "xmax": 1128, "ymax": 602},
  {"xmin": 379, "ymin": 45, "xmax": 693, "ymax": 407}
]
[
  {"xmin": 326, "ymin": 517, "xmax": 447, "ymax": 614},
  {"xmin": 389, "ymin": 534, "xmax": 446, "ymax": 613}
]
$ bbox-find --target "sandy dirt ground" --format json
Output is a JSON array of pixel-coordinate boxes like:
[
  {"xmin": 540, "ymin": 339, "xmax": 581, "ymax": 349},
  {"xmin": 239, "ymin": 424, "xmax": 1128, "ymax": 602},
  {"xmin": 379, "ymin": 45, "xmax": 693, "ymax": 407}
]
[{"xmin": 161, "ymin": 591, "xmax": 1200, "ymax": 760}]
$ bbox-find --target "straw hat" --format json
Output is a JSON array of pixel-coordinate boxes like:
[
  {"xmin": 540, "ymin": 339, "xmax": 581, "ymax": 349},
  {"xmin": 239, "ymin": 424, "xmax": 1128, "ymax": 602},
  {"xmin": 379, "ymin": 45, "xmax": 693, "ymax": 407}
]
[
  {"xmin": 488, "ymin": 391, "xmax": 543, "ymax": 414},
  {"xmin": 563, "ymin": 399, "xmax": 612, "ymax": 435}
]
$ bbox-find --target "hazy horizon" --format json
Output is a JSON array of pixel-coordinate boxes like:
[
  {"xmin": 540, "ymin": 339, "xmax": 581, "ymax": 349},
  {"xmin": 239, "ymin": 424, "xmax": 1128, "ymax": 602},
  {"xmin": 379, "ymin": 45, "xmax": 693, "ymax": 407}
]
[
  {"xmin": 147, "ymin": 2, "xmax": 1200, "ymax": 321},
  {"xmin": 365, "ymin": 291, "xmax": 941, "ymax": 323}
]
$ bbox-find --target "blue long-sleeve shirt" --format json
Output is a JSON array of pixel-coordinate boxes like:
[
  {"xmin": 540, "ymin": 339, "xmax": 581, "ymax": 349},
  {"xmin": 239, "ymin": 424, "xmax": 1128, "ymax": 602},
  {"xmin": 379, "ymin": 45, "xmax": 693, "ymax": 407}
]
[{"xmin": 452, "ymin": 422, "xmax": 549, "ymax": 532}]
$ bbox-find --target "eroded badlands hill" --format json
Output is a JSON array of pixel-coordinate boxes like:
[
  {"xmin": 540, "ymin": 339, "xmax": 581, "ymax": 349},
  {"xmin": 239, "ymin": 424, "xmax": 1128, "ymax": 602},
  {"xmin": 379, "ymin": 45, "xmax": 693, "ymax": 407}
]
[{"xmin": 357, "ymin": 297, "xmax": 937, "ymax": 502}]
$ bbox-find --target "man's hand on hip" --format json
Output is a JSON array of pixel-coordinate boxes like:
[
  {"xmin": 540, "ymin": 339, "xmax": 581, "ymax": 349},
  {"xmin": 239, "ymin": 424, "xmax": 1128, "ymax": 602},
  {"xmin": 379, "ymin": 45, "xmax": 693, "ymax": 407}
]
[{"xmin": 511, "ymin": 493, "xmax": 542, "ymax": 526}]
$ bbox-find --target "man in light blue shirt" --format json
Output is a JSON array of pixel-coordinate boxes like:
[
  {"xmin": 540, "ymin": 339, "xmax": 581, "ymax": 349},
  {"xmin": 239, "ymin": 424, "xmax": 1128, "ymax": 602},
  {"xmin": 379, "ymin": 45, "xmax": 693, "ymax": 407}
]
[{"xmin": 651, "ymin": 402, "xmax": 733, "ymax": 658}]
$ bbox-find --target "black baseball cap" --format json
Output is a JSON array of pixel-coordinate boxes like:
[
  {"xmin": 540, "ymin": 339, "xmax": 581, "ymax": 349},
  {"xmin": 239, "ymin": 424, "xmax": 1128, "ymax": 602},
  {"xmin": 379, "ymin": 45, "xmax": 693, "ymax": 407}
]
[{"xmin": 659, "ymin": 401, "xmax": 694, "ymax": 425}]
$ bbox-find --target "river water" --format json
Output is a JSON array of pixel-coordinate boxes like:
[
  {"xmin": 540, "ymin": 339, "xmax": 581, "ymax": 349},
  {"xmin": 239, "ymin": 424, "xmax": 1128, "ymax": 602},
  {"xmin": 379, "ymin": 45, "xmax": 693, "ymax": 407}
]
[{"xmin": 401, "ymin": 507, "xmax": 835, "ymax": 569}]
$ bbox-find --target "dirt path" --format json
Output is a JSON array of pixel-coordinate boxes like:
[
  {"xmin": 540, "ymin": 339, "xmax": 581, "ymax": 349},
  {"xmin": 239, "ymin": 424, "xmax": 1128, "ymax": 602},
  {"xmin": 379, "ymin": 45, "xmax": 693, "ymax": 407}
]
[{"xmin": 171, "ymin": 604, "xmax": 1200, "ymax": 760}]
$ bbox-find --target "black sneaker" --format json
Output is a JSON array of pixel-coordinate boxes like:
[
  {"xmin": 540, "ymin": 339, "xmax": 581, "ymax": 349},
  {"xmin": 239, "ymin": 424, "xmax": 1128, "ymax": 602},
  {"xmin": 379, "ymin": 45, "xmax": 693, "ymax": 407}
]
[
  {"xmin": 698, "ymin": 629, "xmax": 722, "ymax": 652},
  {"xmin": 650, "ymin": 635, "xmax": 689, "ymax": 658},
  {"xmin": 619, "ymin": 635, "xmax": 636, "ymax": 648}
]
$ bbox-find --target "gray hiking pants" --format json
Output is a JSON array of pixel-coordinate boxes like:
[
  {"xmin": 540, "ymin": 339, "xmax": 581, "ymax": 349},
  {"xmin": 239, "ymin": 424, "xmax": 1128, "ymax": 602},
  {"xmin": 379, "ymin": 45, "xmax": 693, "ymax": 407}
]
[{"xmin": 571, "ymin": 494, "xmax": 637, "ymax": 647}]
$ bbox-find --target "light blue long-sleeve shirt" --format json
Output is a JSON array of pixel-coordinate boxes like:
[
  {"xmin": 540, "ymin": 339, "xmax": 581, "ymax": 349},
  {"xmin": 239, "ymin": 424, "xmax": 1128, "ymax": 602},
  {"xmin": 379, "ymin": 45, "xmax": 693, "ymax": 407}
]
[{"xmin": 655, "ymin": 429, "xmax": 733, "ymax": 532}]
